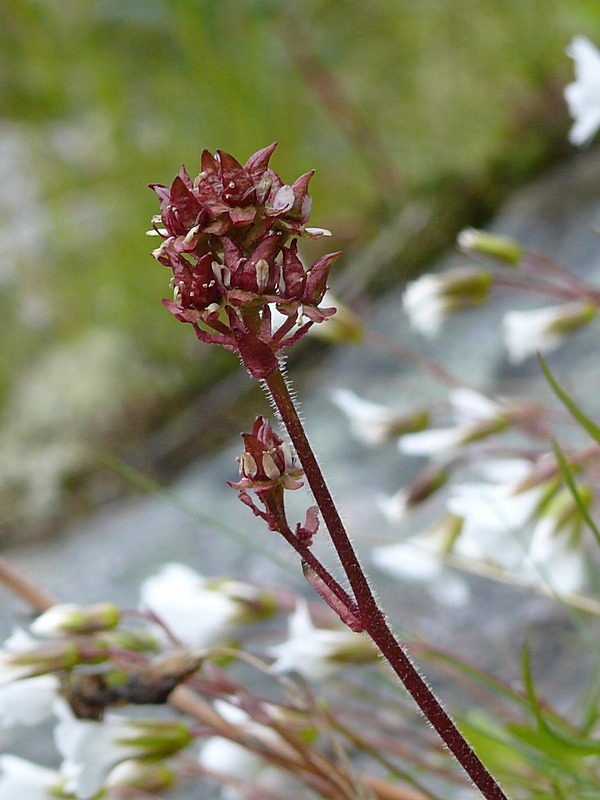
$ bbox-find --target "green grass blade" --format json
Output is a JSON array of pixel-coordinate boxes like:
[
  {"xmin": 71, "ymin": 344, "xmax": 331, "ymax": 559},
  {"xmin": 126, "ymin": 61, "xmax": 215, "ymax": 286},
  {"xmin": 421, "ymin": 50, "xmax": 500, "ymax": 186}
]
[
  {"xmin": 538, "ymin": 354, "xmax": 600, "ymax": 445},
  {"xmin": 551, "ymin": 438, "xmax": 600, "ymax": 549}
]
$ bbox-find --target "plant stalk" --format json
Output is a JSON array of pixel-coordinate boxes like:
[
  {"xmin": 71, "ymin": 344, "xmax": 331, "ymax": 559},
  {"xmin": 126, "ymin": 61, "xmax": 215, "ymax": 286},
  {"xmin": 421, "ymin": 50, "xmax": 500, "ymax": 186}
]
[{"xmin": 265, "ymin": 367, "xmax": 510, "ymax": 800}]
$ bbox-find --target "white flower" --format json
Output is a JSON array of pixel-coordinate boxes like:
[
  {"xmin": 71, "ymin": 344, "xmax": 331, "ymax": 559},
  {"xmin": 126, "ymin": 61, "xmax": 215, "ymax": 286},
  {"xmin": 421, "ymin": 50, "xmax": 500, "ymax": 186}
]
[
  {"xmin": 526, "ymin": 486, "xmax": 588, "ymax": 594},
  {"xmin": 0, "ymin": 628, "xmax": 78, "ymax": 685},
  {"xmin": 0, "ymin": 629, "xmax": 34, "ymax": 684},
  {"xmin": 503, "ymin": 302, "xmax": 596, "ymax": 364},
  {"xmin": 449, "ymin": 388, "xmax": 502, "ymax": 422},
  {"xmin": 139, "ymin": 563, "xmax": 243, "ymax": 647},
  {"xmin": 399, "ymin": 388, "xmax": 505, "ymax": 456},
  {"xmin": 331, "ymin": 388, "xmax": 428, "ymax": 446},
  {"xmin": 371, "ymin": 539, "xmax": 469, "ymax": 607},
  {"xmin": 54, "ymin": 701, "xmax": 191, "ymax": 799},
  {"xmin": 55, "ymin": 703, "xmax": 143, "ymax": 799},
  {"xmin": 565, "ymin": 36, "xmax": 600, "ymax": 145},
  {"xmin": 378, "ymin": 488, "xmax": 411, "ymax": 524},
  {"xmin": 199, "ymin": 701, "xmax": 286, "ymax": 800},
  {"xmin": 269, "ymin": 600, "xmax": 374, "ymax": 680},
  {"xmin": 104, "ymin": 759, "xmax": 175, "ymax": 795},
  {"xmin": 199, "ymin": 738, "xmax": 286, "ymax": 800},
  {"xmin": 0, "ymin": 673, "xmax": 59, "ymax": 726},
  {"xmin": 399, "ymin": 427, "xmax": 469, "ymax": 456},
  {"xmin": 528, "ymin": 517, "xmax": 586, "ymax": 594},
  {"xmin": 448, "ymin": 462, "xmax": 544, "ymax": 569},
  {"xmin": 403, "ymin": 267, "xmax": 492, "ymax": 338},
  {"xmin": 0, "ymin": 755, "xmax": 62, "ymax": 800},
  {"xmin": 403, "ymin": 274, "xmax": 448, "ymax": 338}
]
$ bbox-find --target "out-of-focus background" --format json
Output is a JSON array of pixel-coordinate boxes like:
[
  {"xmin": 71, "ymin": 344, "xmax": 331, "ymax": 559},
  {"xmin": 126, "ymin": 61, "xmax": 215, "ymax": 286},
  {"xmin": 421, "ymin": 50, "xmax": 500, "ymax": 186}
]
[{"xmin": 0, "ymin": 0, "xmax": 597, "ymax": 539}]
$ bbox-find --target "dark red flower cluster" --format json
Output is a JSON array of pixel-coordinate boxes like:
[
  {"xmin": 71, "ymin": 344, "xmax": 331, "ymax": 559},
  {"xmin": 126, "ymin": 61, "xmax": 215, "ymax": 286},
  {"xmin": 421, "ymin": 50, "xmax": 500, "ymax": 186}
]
[
  {"xmin": 150, "ymin": 144, "xmax": 341, "ymax": 378},
  {"xmin": 227, "ymin": 416, "xmax": 319, "ymax": 544},
  {"xmin": 228, "ymin": 416, "xmax": 304, "ymax": 495}
]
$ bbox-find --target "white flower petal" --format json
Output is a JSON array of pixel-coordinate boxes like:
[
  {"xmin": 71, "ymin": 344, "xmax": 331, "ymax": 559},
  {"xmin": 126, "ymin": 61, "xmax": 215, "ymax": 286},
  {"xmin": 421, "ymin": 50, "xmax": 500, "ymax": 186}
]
[
  {"xmin": 0, "ymin": 674, "xmax": 59, "ymax": 726},
  {"xmin": 371, "ymin": 541, "xmax": 442, "ymax": 581},
  {"xmin": 403, "ymin": 276, "xmax": 446, "ymax": 338},
  {"xmin": 0, "ymin": 755, "xmax": 61, "ymax": 800},
  {"xmin": 399, "ymin": 428, "xmax": 463, "ymax": 456},
  {"xmin": 428, "ymin": 574, "xmax": 470, "ymax": 607},
  {"xmin": 269, "ymin": 601, "xmax": 364, "ymax": 681},
  {"xmin": 371, "ymin": 541, "xmax": 469, "ymax": 607},
  {"xmin": 503, "ymin": 307, "xmax": 565, "ymax": 364},
  {"xmin": 139, "ymin": 563, "xmax": 240, "ymax": 647},
  {"xmin": 54, "ymin": 701, "xmax": 139, "ymax": 799},
  {"xmin": 449, "ymin": 388, "xmax": 500, "ymax": 422},
  {"xmin": 565, "ymin": 36, "xmax": 600, "ymax": 145},
  {"xmin": 377, "ymin": 489, "xmax": 410, "ymax": 524},
  {"xmin": 331, "ymin": 389, "xmax": 407, "ymax": 446},
  {"xmin": 527, "ymin": 519, "xmax": 586, "ymax": 594}
]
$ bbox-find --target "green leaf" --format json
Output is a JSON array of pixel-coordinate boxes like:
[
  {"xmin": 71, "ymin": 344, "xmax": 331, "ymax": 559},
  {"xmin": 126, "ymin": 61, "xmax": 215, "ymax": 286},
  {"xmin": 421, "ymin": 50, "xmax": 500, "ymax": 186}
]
[
  {"xmin": 538, "ymin": 354, "xmax": 600, "ymax": 445},
  {"xmin": 550, "ymin": 438, "xmax": 600, "ymax": 549},
  {"xmin": 522, "ymin": 646, "xmax": 600, "ymax": 756}
]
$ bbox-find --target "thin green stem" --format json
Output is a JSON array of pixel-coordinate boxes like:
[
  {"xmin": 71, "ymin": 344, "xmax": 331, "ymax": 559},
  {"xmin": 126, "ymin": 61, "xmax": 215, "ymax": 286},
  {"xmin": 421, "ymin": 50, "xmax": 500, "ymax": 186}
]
[{"xmin": 264, "ymin": 367, "xmax": 510, "ymax": 800}]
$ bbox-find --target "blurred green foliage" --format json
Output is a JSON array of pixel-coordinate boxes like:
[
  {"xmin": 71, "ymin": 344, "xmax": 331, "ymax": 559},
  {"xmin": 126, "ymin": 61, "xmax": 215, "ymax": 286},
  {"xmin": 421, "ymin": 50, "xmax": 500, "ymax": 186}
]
[{"xmin": 1, "ymin": 0, "xmax": 600, "ymax": 533}]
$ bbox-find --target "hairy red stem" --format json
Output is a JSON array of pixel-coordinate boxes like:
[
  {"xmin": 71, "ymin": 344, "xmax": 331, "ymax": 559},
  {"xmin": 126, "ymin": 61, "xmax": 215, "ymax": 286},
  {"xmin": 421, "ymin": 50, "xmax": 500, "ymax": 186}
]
[{"xmin": 265, "ymin": 368, "xmax": 510, "ymax": 800}]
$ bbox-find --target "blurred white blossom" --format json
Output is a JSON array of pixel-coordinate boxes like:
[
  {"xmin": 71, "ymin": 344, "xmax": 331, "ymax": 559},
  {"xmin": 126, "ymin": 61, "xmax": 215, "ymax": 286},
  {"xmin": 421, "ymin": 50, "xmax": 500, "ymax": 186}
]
[
  {"xmin": 403, "ymin": 267, "xmax": 492, "ymax": 338},
  {"xmin": 331, "ymin": 388, "xmax": 428, "ymax": 446},
  {"xmin": 0, "ymin": 755, "xmax": 62, "ymax": 800},
  {"xmin": 447, "ymin": 460, "xmax": 544, "ymax": 569},
  {"xmin": 54, "ymin": 701, "xmax": 191, "ymax": 799},
  {"xmin": 565, "ymin": 36, "xmax": 600, "ymax": 145},
  {"xmin": 527, "ymin": 486, "xmax": 588, "ymax": 593},
  {"xmin": 457, "ymin": 227, "xmax": 522, "ymax": 264},
  {"xmin": 503, "ymin": 301, "xmax": 596, "ymax": 364},
  {"xmin": 399, "ymin": 388, "xmax": 506, "ymax": 456},
  {"xmin": 269, "ymin": 600, "xmax": 375, "ymax": 680},
  {"xmin": 200, "ymin": 738, "xmax": 286, "ymax": 800},
  {"xmin": 199, "ymin": 700, "xmax": 287, "ymax": 800},
  {"xmin": 372, "ymin": 524, "xmax": 470, "ymax": 608},
  {"xmin": 139, "ymin": 563, "xmax": 268, "ymax": 647},
  {"xmin": 0, "ymin": 673, "xmax": 59, "ymax": 726},
  {"xmin": 31, "ymin": 602, "xmax": 119, "ymax": 637},
  {"xmin": 0, "ymin": 628, "xmax": 77, "ymax": 684}
]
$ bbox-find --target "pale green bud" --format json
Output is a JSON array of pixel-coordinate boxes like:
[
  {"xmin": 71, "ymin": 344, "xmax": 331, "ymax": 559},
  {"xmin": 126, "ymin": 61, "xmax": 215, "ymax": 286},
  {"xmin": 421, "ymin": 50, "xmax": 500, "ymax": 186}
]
[
  {"xmin": 0, "ymin": 639, "xmax": 79, "ymax": 683},
  {"xmin": 31, "ymin": 603, "xmax": 120, "ymax": 637},
  {"xmin": 106, "ymin": 759, "xmax": 175, "ymax": 793},
  {"xmin": 458, "ymin": 227, "xmax": 522, "ymax": 265},
  {"xmin": 114, "ymin": 719, "xmax": 193, "ymax": 757}
]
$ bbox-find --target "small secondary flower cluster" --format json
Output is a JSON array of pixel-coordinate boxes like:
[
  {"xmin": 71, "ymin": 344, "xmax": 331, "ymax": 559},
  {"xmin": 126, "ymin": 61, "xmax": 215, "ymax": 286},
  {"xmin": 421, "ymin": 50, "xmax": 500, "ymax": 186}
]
[
  {"xmin": 150, "ymin": 143, "xmax": 340, "ymax": 379},
  {"xmin": 0, "ymin": 564, "xmax": 375, "ymax": 800},
  {"xmin": 228, "ymin": 415, "xmax": 319, "ymax": 545}
]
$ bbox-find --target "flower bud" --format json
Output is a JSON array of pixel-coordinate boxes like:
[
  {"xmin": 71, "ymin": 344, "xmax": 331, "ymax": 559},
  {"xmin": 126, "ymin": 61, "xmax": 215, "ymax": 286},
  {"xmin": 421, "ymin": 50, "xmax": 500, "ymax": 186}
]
[
  {"xmin": 0, "ymin": 639, "xmax": 79, "ymax": 684},
  {"xmin": 457, "ymin": 227, "xmax": 522, "ymax": 265},
  {"xmin": 229, "ymin": 416, "xmax": 304, "ymax": 494},
  {"xmin": 403, "ymin": 267, "xmax": 493, "ymax": 338},
  {"xmin": 31, "ymin": 603, "xmax": 120, "ymax": 637},
  {"xmin": 118, "ymin": 719, "xmax": 193, "ymax": 756},
  {"xmin": 106, "ymin": 759, "xmax": 175, "ymax": 793}
]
